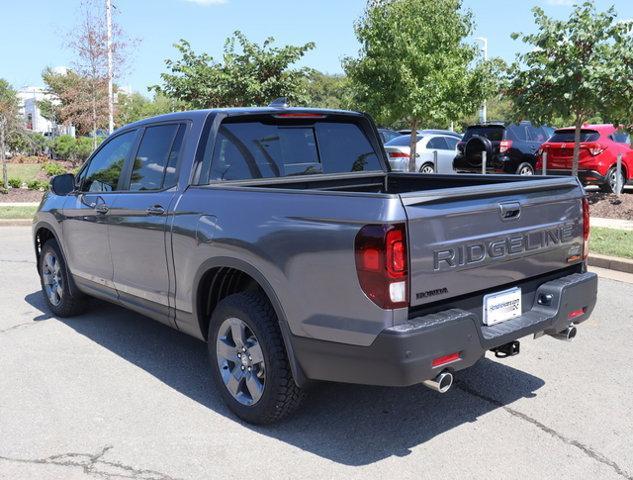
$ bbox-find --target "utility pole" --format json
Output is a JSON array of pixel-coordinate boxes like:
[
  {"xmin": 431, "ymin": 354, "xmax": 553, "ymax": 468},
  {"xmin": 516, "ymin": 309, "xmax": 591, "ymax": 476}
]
[
  {"xmin": 106, "ymin": 0, "xmax": 114, "ymax": 134},
  {"xmin": 475, "ymin": 37, "xmax": 488, "ymax": 123}
]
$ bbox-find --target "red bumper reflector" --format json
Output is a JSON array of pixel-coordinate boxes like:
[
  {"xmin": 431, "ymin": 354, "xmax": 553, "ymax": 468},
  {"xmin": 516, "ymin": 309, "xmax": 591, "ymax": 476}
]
[
  {"xmin": 432, "ymin": 352, "xmax": 460, "ymax": 367},
  {"xmin": 568, "ymin": 308, "xmax": 585, "ymax": 319}
]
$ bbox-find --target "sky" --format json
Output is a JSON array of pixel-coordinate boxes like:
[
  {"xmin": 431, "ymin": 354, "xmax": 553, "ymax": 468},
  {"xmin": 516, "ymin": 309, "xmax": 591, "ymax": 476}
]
[{"xmin": 2, "ymin": 0, "xmax": 633, "ymax": 95}]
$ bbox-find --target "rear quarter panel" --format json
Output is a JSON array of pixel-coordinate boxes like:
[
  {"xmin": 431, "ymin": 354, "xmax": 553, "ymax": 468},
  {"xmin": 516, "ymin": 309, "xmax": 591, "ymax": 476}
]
[{"xmin": 171, "ymin": 187, "xmax": 407, "ymax": 346}]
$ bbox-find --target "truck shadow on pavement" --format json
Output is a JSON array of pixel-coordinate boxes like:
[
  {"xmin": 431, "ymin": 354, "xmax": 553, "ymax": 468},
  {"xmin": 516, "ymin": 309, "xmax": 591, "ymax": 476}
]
[{"xmin": 25, "ymin": 291, "xmax": 545, "ymax": 467}]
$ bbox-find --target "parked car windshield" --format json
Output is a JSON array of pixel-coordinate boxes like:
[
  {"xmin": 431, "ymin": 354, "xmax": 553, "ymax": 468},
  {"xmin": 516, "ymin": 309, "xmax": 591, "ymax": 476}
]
[
  {"xmin": 462, "ymin": 126, "xmax": 505, "ymax": 142},
  {"xmin": 204, "ymin": 119, "xmax": 383, "ymax": 181},
  {"xmin": 385, "ymin": 135, "xmax": 422, "ymax": 146},
  {"xmin": 549, "ymin": 130, "xmax": 600, "ymax": 143}
]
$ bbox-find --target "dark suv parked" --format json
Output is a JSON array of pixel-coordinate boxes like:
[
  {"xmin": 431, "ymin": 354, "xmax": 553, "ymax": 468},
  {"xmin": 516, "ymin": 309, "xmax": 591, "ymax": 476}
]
[{"xmin": 453, "ymin": 122, "xmax": 553, "ymax": 175}]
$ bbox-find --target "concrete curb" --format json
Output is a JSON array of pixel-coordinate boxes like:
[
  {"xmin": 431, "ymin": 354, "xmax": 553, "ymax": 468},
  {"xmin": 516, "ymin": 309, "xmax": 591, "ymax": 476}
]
[
  {"xmin": 0, "ymin": 219, "xmax": 32, "ymax": 227},
  {"xmin": 587, "ymin": 253, "xmax": 633, "ymax": 274}
]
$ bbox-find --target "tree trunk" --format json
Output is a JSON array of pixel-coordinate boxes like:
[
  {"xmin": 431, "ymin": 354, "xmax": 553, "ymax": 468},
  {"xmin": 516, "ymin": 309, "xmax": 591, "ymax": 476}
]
[
  {"xmin": 571, "ymin": 116, "xmax": 583, "ymax": 178},
  {"xmin": 0, "ymin": 119, "xmax": 7, "ymax": 190},
  {"xmin": 409, "ymin": 119, "xmax": 418, "ymax": 172}
]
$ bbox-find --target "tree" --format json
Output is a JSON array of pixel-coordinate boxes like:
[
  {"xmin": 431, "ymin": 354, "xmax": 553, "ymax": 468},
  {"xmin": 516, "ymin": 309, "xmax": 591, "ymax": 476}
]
[
  {"xmin": 152, "ymin": 31, "xmax": 315, "ymax": 108},
  {"xmin": 344, "ymin": 0, "xmax": 496, "ymax": 170},
  {"xmin": 116, "ymin": 92, "xmax": 183, "ymax": 126},
  {"xmin": 302, "ymin": 71, "xmax": 349, "ymax": 109},
  {"xmin": 508, "ymin": 2, "xmax": 633, "ymax": 177},
  {"xmin": 42, "ymin": 0, "xmax": 134, "ymax": 143},
  {"xmin": 0, "ymin": 79, "xmax": 21, "ymax": 189}
]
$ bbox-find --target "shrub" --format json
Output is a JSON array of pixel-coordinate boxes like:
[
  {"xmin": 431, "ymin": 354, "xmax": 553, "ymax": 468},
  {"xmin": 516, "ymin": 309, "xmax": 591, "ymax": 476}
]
[
  {"xmin": 42, "ymin": 162, "xmax": 66, "ymax": 177},
  {"xmin": 27, "ymin": 179, "xmax": 49, "ymax": 191},
  {"xmin": 8, "ymin": 178, "xmax": 22, "ymax": 188},
  {"xmin": 0, "ymin": 186, "xmax": 7, "ymax": 195},
  {"xmin": 50, "ymin": 135, "xmax": 76, "ymax": 161}
]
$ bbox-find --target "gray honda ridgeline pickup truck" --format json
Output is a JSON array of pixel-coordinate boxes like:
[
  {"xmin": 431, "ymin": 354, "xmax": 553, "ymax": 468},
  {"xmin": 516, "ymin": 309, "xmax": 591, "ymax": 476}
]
[{"xmin": 34, "ymin": 106, "xmax": 597, "ymax": 423}]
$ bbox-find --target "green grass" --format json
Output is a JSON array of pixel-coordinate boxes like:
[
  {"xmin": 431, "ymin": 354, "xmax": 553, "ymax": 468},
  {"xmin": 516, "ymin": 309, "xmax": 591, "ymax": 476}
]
[
  {"xmin": 590, "ymin": 227, "xmax": 633, "ymax": 260},
  {"xmin": 0, "ymin": 206, "xmax": 38, "ymax": 219},
  {"xmin": 7, "ymin": 164, "xmax": 41, "ymax": 182}
]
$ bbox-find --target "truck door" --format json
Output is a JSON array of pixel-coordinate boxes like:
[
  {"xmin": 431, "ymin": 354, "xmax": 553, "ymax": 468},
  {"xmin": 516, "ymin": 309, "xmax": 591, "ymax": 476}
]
[
  {"xmin": 63, "ymin": 129, "xmax": 138, "ymax": 299},
  {"xmin": 107, "ymin": 123, "xmax": 186, "ymax": 326}
]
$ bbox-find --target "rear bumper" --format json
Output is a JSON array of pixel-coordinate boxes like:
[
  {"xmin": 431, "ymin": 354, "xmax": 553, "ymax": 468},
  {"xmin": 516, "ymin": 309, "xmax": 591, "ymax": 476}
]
[
  {"xmin": 544, "ymin": 169, "xmax": 607, "ymax": 185},
  {"xmin": 292, "ymin": 271, "xmax": 597, "ymax": 387},
  {"xmin": 453, "ymin": 154, "xmax": 516, "ymax": 174}
]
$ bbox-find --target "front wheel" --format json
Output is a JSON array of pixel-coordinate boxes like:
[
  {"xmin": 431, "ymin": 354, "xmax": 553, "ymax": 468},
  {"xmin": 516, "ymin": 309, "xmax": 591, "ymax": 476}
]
[
  {"xmin": 516, "ymin": 163, "xmax": 535, "ymax": 176},
  {"xmin": 208, "ymin": 291, "xmax": 305, "ymax": 424},
  {"xmin": 39, "ymin": 239, "xmax": 87, "ymax": 317},
  {"xmin": 600, "ymin": 166, "xmax": 625, "ymax": 194}
]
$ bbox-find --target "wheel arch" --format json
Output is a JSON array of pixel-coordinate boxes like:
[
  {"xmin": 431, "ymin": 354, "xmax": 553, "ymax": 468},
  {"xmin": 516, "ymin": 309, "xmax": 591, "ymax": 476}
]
[
  {"xmin": 33, "ymin": 221, "xmax": 63, "ymax": 272},
  {"xmin": 193, "ymin": 257, "xmax": 307, "ymax": 387}
]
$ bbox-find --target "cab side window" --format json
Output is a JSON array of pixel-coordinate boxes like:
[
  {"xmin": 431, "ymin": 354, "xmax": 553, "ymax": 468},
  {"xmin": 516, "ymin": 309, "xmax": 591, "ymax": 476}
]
[
  {"xmin": 80, "ymin": 131, "xmax": 136, "ymax": 192},
  {"xmin": 129, "ymin": 124, "xmax": 184, "ymax": 191}
]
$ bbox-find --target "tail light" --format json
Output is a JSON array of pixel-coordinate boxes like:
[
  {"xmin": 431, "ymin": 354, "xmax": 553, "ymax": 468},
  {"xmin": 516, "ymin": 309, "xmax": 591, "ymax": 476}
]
[
  {"xmin": 582, "ymin": 197, "xmax": 590, "ymax": 259},
  {"xmin": 500, "ymin": 139, "xmax": 513, "ymax": 153},
  {"xmin": 389, "ymin": 152, "xmax": 410, "ymax": 158},
  {"xmin": 457, "ymin": 141, "xmax": 465, "ymax": 152},
  {"xmin": 355, "ymin": 223, "xmax": 408, "ymax": 309},
  {"xmin": 586, "ymin": 143, "xmax": 605, "ymax": 156}
]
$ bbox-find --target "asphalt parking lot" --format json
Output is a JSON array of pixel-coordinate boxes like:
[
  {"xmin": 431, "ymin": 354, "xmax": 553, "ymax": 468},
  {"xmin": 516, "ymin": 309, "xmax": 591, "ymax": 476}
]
[{"xmin": 1, "ymin": 226, "xmax": 632, "ymax": 480}]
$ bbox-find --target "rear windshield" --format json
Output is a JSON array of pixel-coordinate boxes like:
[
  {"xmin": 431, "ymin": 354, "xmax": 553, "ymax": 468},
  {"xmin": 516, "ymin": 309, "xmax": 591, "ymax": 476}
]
[
  {"xmin": 386, "ymin": 135, "xmax": 422, "ymax": 146},
  {"xmin": 200, "ymin": 119, "xmax": 382, "ymax": 182},
  {"xmin": 506, "ymin": 124, "xmax": 550, "ymax": 142},
  {"xmin": 550, "ymin": 130, "xmax": 600, "ymax": 143},
  {"xmin": 463, "ymin": 126, "xmax": 504, "ymax": 142}
]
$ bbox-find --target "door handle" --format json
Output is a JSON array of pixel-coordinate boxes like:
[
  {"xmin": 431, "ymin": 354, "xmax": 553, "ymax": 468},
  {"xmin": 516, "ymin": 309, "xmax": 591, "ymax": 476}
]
[
  {"xmin": 95, "ymin": 203, "xmax": 109, "ymax": 214},
  {"xmin": 146, "ymin": 205, "xmax": 165, "ymax": 216}
]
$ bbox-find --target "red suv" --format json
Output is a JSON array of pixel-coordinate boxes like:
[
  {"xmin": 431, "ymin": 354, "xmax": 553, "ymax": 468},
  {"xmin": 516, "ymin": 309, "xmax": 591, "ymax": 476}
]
[{"xmin": 537, "ymin": 124, "xmax": 631, "ymax": 193}]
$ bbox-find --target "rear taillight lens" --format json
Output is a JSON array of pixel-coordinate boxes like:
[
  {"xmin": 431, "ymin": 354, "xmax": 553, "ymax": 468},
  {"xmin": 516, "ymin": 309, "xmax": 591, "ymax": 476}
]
[
  {"xmin": 457, "ymin": 141, "xmax": 465, "ymax": 152},
  {"xmin": 586, "ymin": 143, "xmax": 605, "ymax": 156},
  {"xmin": 355, "ymin": 223, "xmax": 408, "ymax": 309},
  {"xmin": 500, "ymin": 139, "xmax": 513, "ymax": 153},
  {"xmin": 389, "ymin": 152, "xmax": 410, "ymax": 158},
  {"xmin": 582, "ymin": 197, "xmax": 590, "ymax": 259}
]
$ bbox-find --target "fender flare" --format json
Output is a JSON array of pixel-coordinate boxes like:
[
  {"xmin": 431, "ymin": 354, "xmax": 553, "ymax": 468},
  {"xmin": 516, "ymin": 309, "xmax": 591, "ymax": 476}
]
[{"xmin": 193, "ymin": 256, "xmax": 308, "ymax": 387}]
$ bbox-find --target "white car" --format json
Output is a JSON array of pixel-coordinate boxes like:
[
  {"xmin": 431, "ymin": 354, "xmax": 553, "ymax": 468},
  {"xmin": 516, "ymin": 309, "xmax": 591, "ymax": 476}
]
[{"xmin": 385, "ymin": 132, "xmax": 460, "ymax": 173}]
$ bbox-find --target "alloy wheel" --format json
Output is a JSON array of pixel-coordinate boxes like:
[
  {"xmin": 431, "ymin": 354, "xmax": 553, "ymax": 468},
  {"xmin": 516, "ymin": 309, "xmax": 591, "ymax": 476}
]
[
  {"xmin": 609, "ymin": 169, "xmax": 624, "ymax": 193},
  {"xmin": 216, "ymin": 317, "xmax": 266, "ymax": 406},
  {"xmin": 42, "ymin": 252, "xmax": 63, "ymax": 306}
]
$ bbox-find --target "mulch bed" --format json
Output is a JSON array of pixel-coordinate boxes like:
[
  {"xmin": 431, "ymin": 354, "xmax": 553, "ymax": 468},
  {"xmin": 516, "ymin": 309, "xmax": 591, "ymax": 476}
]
[
  {"xmin": 586, "ymin": 191, "xmax": 633, "ymax": 220},
  {"xmin": 0, "ymin": 188, "xmax": 45, "ymax": 203}
]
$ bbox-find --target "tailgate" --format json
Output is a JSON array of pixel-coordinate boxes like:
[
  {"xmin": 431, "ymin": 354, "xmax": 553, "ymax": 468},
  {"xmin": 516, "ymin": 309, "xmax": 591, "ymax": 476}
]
[{"xmin": 400, "ymin": 177, "xmax": 585, "ymax": 307}]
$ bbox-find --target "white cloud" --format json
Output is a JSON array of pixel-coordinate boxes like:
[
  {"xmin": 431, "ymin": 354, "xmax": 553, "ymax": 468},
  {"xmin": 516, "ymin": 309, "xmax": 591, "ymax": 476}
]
[
  {"xmin": 545, "ymin": 0, "xmax": 574, "ymax": 6},
  {"xmin": 182, "ymin": 0, "xmax": 227, "ymax": 5}
]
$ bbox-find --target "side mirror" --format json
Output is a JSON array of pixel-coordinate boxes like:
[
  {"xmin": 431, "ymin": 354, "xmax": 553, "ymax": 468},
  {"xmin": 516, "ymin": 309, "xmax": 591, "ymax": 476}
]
[{"xmin": 50, "ymin": 173, "xmax": 76, "ymax": 196}]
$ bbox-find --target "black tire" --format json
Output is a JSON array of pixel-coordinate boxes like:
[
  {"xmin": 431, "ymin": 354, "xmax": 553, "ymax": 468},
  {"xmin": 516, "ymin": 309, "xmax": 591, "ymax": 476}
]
[
  {"xmin": 516, "ymin": 162, "xmax": 535, "ymax": 176},
  {"xmin": 208, "ymin": 291, "xmax": 305, "ymax": 424},
  {"xmin": 39, "ymin": 239, "xmax": 87, "ymax": 317},
  {"xmin": 600, "ymin": 166, "xmax": 625, "ymax": 194},
  {"xmin": 419, "ymin": 162, "xmax": 435, "ymax": 174}
]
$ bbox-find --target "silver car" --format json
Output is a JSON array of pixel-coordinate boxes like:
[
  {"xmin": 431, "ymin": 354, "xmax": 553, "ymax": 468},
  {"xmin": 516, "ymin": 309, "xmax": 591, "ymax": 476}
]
[{"xmin": 385, "ymin": 132, "xmax": 460, "ymax": 173}]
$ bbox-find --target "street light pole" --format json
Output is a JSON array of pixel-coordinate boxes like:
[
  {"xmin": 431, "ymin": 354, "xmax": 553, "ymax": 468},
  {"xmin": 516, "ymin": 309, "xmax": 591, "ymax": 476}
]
[
  {"xmin": 106, "ymin": 0, "xmax": 114, "ymax": 134},
  {"xmin": 475, "ymin": 36, "xmax": 488, "ymax": 124}
]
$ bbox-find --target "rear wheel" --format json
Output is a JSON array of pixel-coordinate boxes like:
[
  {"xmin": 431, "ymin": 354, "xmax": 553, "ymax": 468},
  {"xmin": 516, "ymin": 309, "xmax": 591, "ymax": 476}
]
[
  {"xmin": 39, "ymin": 240, "xmax": 87, "ymax": 317},
  {"xmin": 208, "ymin": 291, "xmax": 305, "ymax": 424},
  {"xmin": 516, "ymin": 163, "xmax": 534, "ymax": 176},
  {"xmin": 419, "ymin": 162, "xmax": 435, "ymax": 174},
  {"xmin": 600, "ymin": 166, "xmax": 625, "ymax": 194}
]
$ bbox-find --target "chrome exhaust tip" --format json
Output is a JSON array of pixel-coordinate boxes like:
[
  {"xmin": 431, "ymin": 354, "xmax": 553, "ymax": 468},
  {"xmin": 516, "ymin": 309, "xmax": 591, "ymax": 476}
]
[
  {"xmin": 550, "ymin": 324, "xmax": 577, "ymax": 342},
  {"xmin": 423, "ymin": 371, "xmax": 453, "ymax": 393}
]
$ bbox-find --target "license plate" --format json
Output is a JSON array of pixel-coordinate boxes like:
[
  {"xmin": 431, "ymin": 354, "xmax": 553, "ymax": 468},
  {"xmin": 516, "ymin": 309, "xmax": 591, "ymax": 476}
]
[{"xmin": 482, "ymin": 287, "xmax": 522, "ymax": 326}]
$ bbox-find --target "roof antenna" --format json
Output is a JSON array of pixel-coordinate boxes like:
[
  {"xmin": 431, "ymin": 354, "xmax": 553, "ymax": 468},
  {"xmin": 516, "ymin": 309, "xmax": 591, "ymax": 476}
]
[{"xmin": 269, "ymin": 97, "xmax": 289, "ymax": 108}]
